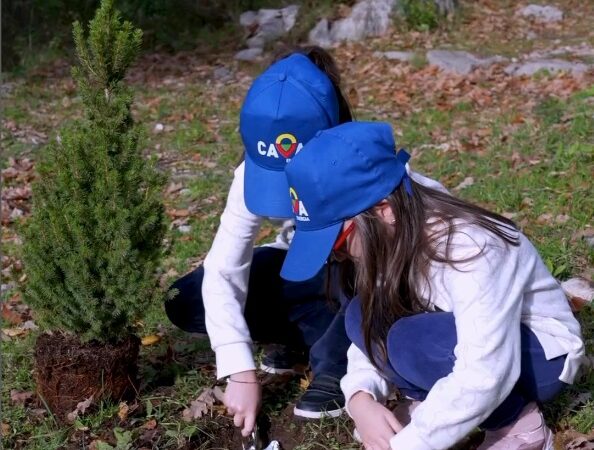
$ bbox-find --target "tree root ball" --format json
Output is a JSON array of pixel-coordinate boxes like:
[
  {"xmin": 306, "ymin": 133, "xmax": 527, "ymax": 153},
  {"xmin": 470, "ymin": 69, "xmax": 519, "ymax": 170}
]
[{"xmin": 34, "ymin": 333, "xmax": 140, "ymax": 421}]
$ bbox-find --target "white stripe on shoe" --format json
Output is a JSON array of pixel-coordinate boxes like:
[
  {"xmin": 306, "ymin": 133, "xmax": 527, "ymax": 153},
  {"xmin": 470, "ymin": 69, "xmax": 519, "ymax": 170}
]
[{"xmin": 293, "ymin": 405, "xmax": 345, "ymax": 419}]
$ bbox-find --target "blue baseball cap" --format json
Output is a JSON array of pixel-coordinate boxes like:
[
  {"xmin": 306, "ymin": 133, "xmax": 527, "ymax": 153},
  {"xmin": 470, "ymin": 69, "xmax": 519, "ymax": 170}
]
[
  {"xmin": 240, "ymin": 53, "xmax": 340, "ymax": 217},
  {"xmin": 280, "ymin": 122, "xmax": 411, "ymax": 281}
]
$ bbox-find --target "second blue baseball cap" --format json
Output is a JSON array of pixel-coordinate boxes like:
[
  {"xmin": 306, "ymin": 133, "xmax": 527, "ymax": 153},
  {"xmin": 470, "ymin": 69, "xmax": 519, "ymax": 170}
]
[
  {"xmin": 240, "ymin": 53, "xmax": 340, "ymax": 218},
  {"xmin": 280, "ymin": 122, "xmax": 411, "ymax": 281}
]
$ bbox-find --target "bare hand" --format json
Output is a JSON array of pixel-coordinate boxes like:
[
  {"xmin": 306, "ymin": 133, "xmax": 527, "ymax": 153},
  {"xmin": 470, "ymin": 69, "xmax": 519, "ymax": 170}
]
[
  {"xmin": 349, "ymin": 391, "xmax": 403, "ymax": 450},
  {"xmin": 223, "ymin": 370, "xmax": 262, "ymax": 437}
]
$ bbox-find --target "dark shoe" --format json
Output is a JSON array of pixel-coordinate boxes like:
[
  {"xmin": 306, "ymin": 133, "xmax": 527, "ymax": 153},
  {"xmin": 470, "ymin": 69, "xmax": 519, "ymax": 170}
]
[
  {"xmin": 259, "ymin": 345, "xmax": 308, "ymax": 375},
  {"xmin": 294, "ymin": 374, "xmax": 345, "ymax": 419}
]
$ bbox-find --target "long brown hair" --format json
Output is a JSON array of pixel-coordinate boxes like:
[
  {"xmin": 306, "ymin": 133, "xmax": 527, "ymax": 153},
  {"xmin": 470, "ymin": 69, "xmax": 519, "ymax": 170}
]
[
  {"xmin": 343, "ymin": 179, "xmax": 520, "ymax": 370},
  {"xmin": 275, "ymin": 45, "xmax": 353, "ymax": 123}
]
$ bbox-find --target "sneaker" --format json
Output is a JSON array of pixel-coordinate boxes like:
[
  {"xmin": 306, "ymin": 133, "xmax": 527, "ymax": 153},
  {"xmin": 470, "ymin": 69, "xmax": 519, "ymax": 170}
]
[
  {"xmin": 478, "ymin": 402, "xmax": 554, "ymax": 450},
  {"xmin": 294, "ymin": 374, "xmax": 345, "ymax": 419},
  {"xmin": 259, "ymin": 345, "xmax": 308, "ymax": 375},
  {"xmin": 353, "ymin": 398, "xmax": 421, "ymax": 443}
]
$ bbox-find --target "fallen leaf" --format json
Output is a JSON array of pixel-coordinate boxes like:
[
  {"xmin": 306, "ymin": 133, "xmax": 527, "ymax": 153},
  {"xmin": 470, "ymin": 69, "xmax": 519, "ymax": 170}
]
[
  {"xmin": 10, "ymin": 390, "xmax": 33, "ymax": 405},
  {"xmin": 166, "ymin": 209, "xmax": 190, "ymax": 218},
  {"xmin": 143, "ymin": 418, "xmax": 157, "ymax": 430},
  {"xmin": 561, "ymin": 278, "xmax": 594, "ymax": 312},
  {"xmin": 453, "ymin": 177, "xmax": 474, "ymax": 191},
  {"xmin": 520, "ymin": 197, "xmax": 534, "ymax": 209},
  {"xmin": 566, "ymin": 436, "xmax": 594, "ymax": 449},
  {"xmin": 166, "ymin": 182, "xmax": 184, "ymax": 195},
  {"xmin": 299, "ymin": 377, "xmax": 310, "ymax": 391},
  {"xmin": 118, "ymin": 402, "xmax": 129, "ymax": 421},
  {"xmin": 1, "ymin": 422, "xmax": 9, "ymax": 435},
  {"xmin": 141, "ymin": 334, "xmax": 161, "ymax": 346},
  {"xmin": 536, "ymin": 213, "xmax": 553, "ymax": 225},
  {"xmin": 1, "ymin": 303, "xmax": 22, "ymax": 325},
  {"xmin": 256, "ymin": 227, "xmax": 274, "ymax": 242},
  {"xmin": 182, "ymin": 387, "xmax": 221, "ymax": 421},
  {"xmin": 555, "ymin": 214, "xmax": 570, "ymax": 224},
  {"xmin": 66, "ymin": 396, "xmax": 93, "ymax": 423},
  {"xmin": 30, "ymin": 408, "xmax": 47, "ymax": 417},
  {"xmin": 2, "ymin": 328, "xmax": 27, "ymax": 337}
]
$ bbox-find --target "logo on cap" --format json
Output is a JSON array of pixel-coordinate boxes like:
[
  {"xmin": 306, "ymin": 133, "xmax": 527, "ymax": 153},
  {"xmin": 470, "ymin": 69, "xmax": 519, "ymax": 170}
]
[
  {"xmin": 289, "ymin": 187, "xmax": 309, "ymax": 221},
  {"xmin": 257, "ymin": 133, "xmax": 303, "ymax": 160}
]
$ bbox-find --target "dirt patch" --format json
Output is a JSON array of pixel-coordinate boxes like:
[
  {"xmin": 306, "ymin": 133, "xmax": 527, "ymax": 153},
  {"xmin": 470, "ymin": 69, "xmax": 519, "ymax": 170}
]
[{"xmin": 34, "ymin": 333, "xmax": 140, "ymax": 421}]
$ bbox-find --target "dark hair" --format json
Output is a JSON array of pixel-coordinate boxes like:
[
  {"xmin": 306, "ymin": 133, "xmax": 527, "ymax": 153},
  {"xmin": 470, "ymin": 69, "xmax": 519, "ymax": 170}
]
[
  {"xmin": 275, "ymin": 45, "xmax": 353, "ymax": 124},
  {"xmin": 341, "ymin": 179, "xmax": 520, "ymax": 371}
]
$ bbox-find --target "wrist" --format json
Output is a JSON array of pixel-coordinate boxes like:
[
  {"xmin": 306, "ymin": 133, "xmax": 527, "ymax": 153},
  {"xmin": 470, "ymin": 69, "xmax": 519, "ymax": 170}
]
[
  {"xmin": 228, "ymin": 369, "xmax": 258, "ymax": 383},
  {"xmin": 349, "ymin": 391, "xmax": 375, "ymax": 409}
]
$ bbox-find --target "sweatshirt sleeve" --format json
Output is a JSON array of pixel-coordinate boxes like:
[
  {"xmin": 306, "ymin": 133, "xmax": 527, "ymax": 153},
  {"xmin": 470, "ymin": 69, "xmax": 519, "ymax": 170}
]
[
  {"xmin": 202, "ymin": 162, "xmax": 264, "ymax": 379},
  {"xmin": 341, "ymin": 344, "xmax": 391, "ymax": 415},
  {"xmin": 390, "ymin": 230, "xmax": 526, "ymax": 450}
]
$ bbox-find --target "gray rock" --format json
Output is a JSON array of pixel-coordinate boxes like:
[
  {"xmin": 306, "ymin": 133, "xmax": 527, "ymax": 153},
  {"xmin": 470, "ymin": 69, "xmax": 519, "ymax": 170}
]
[
  {"xmin": 504, "ymin": 59, "xmax": 589, "ymax": 76},
  {"xmin": 213, "ymin": 66, "xmax": 233, "ymax": 82},
  {"xmin": 241, "ymin": 5, "xmax": 300, "ymax": 48},
  {"xmin": 177, "ymin": 225, "xmax": 192, "ymax": 234},
  {"xmin": 239, "ymin": 10, "xmax": 258, "ymax": 28},
  {"xmin": 427, "ymin": 50, "xmax": 506, "ymax": 75},
  {"xmin": 518, "ymin": 4, "xmax": 563, "ymax": 22},
  {"xmin": 234, "ymin": 48, "xmax": 263, "ymax": 62},
  {"xmin": 309, "ymin": 0, "xmax": 397, "ymax": 47},
  {"xmin": 374, "ymin": 50, "xmax": 415, "ymax": 62}
]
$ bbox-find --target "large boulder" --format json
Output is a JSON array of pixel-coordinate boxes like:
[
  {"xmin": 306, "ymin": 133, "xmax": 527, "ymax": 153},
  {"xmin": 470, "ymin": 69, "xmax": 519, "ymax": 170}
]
[
  {"xmin": 309, "ymin": 0, "xmax": 397, "ymax": 47},
  {"xmin": 239, "ymin": 5, "xmax": 300, "ymax": 49}
]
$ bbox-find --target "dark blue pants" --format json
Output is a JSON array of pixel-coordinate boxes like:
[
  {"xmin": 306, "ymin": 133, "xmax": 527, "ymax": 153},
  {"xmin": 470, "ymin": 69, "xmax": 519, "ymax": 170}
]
[
  {"xmin": 345, "ymin": 298, "xmax": 568, "ymax": 429},
  {"xmin": 165, "ymin": 247, "xmax": 350, "ymax": 379}
]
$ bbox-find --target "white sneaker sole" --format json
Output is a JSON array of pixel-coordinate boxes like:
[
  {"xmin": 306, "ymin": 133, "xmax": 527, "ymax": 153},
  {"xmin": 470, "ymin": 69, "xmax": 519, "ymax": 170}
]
[{"xmin": 293, "ymin": 405, "xmax": 345, "ymax": 419}]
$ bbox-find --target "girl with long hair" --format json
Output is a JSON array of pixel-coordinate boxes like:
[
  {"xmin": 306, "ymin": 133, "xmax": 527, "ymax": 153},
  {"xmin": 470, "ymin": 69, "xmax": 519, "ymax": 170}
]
[{"xmin": 280, "ymin": 121, "xmax": 584, "ymax": 450}]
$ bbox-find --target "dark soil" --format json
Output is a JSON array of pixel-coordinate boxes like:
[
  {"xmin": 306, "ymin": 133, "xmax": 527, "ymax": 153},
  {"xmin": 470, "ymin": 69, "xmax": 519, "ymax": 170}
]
[{"xmin": 34, "ymin": 332, "xmax": 140, "ymax": 421}]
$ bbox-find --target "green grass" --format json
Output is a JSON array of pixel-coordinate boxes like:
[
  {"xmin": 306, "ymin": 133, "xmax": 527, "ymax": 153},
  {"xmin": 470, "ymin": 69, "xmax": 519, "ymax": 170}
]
[{"xmin": 2, "ymin": 4, "xmax": 594, "ymax": 443}]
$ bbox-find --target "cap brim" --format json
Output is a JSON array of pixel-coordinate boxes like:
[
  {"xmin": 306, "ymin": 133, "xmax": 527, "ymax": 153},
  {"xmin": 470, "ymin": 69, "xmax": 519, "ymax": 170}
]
[
  {"xmin": 244, "ymin": 153, "xmax": 293, "ymax": 218},
  {"xmin": 280, "ymin": 222, "xmax": 343, "ymax": 281}
]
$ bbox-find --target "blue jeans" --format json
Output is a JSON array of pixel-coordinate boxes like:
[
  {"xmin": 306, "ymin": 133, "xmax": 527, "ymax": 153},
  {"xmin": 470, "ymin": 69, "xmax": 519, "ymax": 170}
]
[
  {"xmin": 165, "ymin": 247, "xmax": 350, "ymax": 379},
  {"xmin": 345, "ymin": 298, "xmax": 568, "ymax": 429}
]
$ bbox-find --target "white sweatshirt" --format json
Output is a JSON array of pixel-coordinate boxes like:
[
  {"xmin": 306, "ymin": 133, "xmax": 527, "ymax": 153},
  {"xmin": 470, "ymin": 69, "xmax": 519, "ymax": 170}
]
[
  {"xmin": 201, "ymin": 161, "xmax": 447, "ymax": 379},
  {"xmin": 340, "ymin": 222, "xmax": 585, "ymax": 450}
]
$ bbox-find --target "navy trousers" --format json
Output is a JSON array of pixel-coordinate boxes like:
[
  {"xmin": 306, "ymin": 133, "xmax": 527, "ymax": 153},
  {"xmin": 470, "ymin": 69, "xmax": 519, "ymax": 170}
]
[
  {"xmin": 345, "ymin": 298, "xmax": 568, "ymax": 429},
  {"xmin": 165, "ymin": 247, "xmax": 350, "ymax": 379}
]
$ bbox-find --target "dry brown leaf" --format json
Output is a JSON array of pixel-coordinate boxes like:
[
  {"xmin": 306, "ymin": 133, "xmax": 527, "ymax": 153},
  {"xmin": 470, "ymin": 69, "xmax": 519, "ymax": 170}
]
[
  {"xmin": 536, "ymin": 213, "xmax": 553, "ymax": 225},
  {"xmin": 520, "ymin": 197, "xmax": 534, "ymax": 209},
  {"xmin": 1, "ymin": 303, "xmax": 22, "ymax": 325},
  {"xmin": 182, "ymin": 387, "xmax": 222, "ymax": 421},
  {"xmin": 453, "ymin": 176, "xmax": 474, "ymax": 191},
  {"xmin": 10, "ymin": 390, "xmax": 33, "ymax": 405},
  {"xmin": 299, "ymin": 378, "xmax": 310, "ymax": 391},
  {"xmin": 143, "ymin": 418, "xmax": 157, "ymax": 430},
  {"xmin": 141, "ymin": 334, "xmax": 161, "ymax": 346},
  {"xmin": 166, "ymin": 182, "xmax": 184, "ymax": 195},
  {"xmin": 167, "ymin": 209, "xmax": 190, "ymax": 218},
  {"xmin": 2, "ymin": 328, "xmax": 27, "ymax": 338},
  {"xmin": 561, "ymin": 278, "xmax": 594, "ymax": 312},
  {"xmin": 66, "ymin": 396, "xmax": 93, "ymax": 423},
  {"xmin": 256, "ymin": 227, "xmax": 274, "ymax": 242},
  {"xmin": 118, "ymin": 402, "xmax": 130, "ymax": 421},
  {"xmin": 555, "ymin": 214, "xmax": 570, "ymax": 224},
  {"xmin": 1, "ymin": 422, "xmax": 10, "ymax": 436},
  {"xmin": 566, "ymin": 436, "xmax": 594, "ymax": 449}
]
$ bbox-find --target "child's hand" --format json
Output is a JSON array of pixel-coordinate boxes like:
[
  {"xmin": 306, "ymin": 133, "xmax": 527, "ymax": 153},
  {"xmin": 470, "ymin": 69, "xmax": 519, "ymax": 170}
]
[
  {"xmin": 223, "ymin": 370, "xmax": 262, "ymax": 437},
  {"xmin": 349, "ymin": 391, "xmax": 403, "ymax": 450}
]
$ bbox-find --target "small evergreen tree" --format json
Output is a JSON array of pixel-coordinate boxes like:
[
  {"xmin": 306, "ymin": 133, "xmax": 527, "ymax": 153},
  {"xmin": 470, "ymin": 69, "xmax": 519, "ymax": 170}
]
[{"xmin": 23, "ymin": 0, "xmax": 166, "ymax": 344}]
